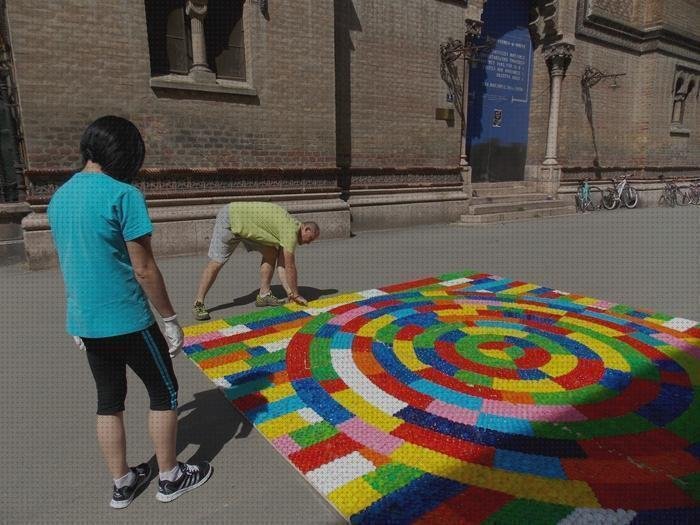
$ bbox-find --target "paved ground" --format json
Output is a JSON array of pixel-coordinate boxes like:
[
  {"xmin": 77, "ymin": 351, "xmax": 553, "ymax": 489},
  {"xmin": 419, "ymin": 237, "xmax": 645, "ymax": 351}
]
[{"xmin": 2, "ymin": 207, "xmax": 699, "ymax": 524}]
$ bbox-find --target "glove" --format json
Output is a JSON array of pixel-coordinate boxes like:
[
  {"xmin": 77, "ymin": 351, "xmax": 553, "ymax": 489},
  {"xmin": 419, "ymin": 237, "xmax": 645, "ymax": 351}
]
[
  {"xmin": 162, "ymin": 314, "xmax": 184, "ymax": 358},
  {"xmin": 72, "ymin": 336, "xmax": 86, "ymax": 351}
]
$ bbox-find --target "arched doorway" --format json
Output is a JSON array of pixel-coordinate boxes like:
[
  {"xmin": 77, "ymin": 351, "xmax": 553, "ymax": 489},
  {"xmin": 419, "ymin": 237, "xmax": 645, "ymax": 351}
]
[{"xmin": 467, "ymin": 0, "xmax": 534, "ymax": 183}]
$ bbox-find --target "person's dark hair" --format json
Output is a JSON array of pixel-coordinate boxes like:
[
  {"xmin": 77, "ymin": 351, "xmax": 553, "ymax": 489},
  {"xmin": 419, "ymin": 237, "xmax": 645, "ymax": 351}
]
[{"xmin": 80, "ymin": 116, "xmax": 145, "ymax": 182}]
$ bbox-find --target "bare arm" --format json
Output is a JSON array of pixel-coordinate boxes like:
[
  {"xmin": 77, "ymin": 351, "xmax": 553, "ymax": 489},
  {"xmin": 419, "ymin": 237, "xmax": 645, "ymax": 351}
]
[
  {"xmin": 277, "ymin": 249, "xmax": 299, "ymax": 296},
  {"xmin": 277, "ymin": 248, "xmax": 307, "ymax": 304},
  {"xmin": 126, "ymin": 235, "xmax": 176, "ymax": 318}
]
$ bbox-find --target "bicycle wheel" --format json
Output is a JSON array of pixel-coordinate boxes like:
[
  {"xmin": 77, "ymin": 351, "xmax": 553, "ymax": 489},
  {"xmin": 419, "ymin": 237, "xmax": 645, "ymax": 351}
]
[
  {"xmin": 622, "ymin": 186, "xmax": 639, "ymax": 208},
  {"xmin": 692, "ymin": 189, "xmax": 700, "ymax": 205},
  {"xmin": 678, "ymin": 187, "xmax": 691, "ymax": 206},
  {"xmin": 659, "ymin": 190, "xmax": 675, "ymax": 207},
  {"xmin": 582, "ymin": 196, "xmax": 595, "ymax": 212},
  {"xmin": 602, "ymin": 190, "xmax": 618, "ymax": 210},
  {"xmin": 588, "ymin": 186, "xmax": 604, "ymax": 210}
]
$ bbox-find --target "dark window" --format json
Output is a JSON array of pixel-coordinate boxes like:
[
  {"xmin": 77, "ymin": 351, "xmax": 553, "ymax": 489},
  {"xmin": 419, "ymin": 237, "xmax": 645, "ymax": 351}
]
[
  {"xmin": 206, "ymin": 0, "xmax": 246, "ymax": 81},
  {"xmin": 145, "ymin": 0, "xmax": 191, "ymax": 76}
]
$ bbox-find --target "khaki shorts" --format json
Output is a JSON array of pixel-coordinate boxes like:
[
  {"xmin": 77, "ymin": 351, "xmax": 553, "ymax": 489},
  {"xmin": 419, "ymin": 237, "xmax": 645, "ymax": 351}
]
[{"xmin": 208, "ymin": 205, "xmax": 274, "ymax": 263}]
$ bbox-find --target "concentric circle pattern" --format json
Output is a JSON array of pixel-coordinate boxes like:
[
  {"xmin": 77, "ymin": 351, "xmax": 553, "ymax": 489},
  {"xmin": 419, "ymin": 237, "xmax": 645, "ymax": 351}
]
[{"xmin": 184, "ymin": 272, "xmax": 700, "ymax": 524}]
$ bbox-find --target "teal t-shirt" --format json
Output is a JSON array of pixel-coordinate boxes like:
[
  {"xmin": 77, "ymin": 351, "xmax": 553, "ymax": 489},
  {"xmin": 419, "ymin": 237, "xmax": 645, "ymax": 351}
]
[{"xmin": 47, "ymin": 172, "xmax": 155, "ymax": 338}]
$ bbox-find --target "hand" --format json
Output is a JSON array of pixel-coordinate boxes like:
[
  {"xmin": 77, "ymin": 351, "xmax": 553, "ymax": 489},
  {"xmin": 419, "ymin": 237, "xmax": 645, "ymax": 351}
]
[
  {"xmin": 162, "ymin": 315, "xmax": 184, "ymax": 358},
  {"xmin": 72, "ymin": 336, "xmax": 86, "ymax": 351}
]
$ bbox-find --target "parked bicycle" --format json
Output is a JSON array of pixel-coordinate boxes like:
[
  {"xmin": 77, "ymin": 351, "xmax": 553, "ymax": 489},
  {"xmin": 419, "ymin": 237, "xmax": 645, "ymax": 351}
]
[
  {"xmin": 602, "ymin": 175, "xmax": 638, "ymax": 210},
  {"xmin": 658, "ymin": 178, "xmax": 691, "ymax": 207},
  {"xmin": 682, "ymin": 180, "xmax": 700, "ymax": 205},
  {"xmin": 574, "ymin": 178, "xmax": 603, "ymax": 212}
]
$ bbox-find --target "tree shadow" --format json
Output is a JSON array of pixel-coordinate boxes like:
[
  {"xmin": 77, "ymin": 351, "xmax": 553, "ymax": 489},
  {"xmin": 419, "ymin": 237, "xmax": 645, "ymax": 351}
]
[
  {"xmin": 334, "ymin": 0, "xmax": 361, "ymax": 170},
  {"xmin": 334, "ymin": 0, "xmax": 362, "ymax": 202},
  {"xmin": 209, "ymin": 285, "xmax": 339, "ymax": 313},
  {"xmin": 581, "ymin": 72, "xmax": 602, "ymax": 180}
]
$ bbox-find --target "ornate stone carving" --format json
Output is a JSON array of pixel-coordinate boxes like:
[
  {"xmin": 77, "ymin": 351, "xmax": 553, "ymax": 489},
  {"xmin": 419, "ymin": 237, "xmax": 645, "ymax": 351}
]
[
  {"xmin": 24, "ymin": 168, "xmax": 462, "ymax": 204},
  {"xmin": 439, "ymin": 19, "xmax": 485, "ymax": 123},
  {"xmin": 185, "ymin": 0, "xmax": 208, "ymax": 19},
  {"xmin": 529, "ymin": 0, "xmax": 562, "ymax": 48},
  {"xmin": 464, "ymin": 19, "xmax": 484, "ymax": 43},
  {"xmin": 346, "ymin": 168, "xmax": 462, "ymax": 190},
  {"xmin": 672, "ymin": 66, "xmax": 699, "ymax": 127},
  {"xmin": 544, "ymin": 42, "xmax": 575, "ymax": 76}
]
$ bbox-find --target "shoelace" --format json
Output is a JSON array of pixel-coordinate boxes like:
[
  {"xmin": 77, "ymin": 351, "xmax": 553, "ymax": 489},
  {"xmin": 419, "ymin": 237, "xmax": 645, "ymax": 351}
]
[{"xmin": 182, "ymin": 463, "xmax": 200, "ymax": 475}]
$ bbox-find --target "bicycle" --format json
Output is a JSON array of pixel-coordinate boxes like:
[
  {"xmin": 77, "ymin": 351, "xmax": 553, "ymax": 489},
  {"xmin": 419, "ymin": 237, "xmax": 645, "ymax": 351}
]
[
  {"xmin": 574, "ymin": 178, "xmax": 603, "ymax": 212},
  {"xmin": 601, "ymin": 175, "xmax": 638, "ymax": 210},
  {"xmin": 658, "ymin": 178, "xmax": 691, "ymax": 207},
  {"xmin": 687, "ymin": 180, "xmax": 700, "ymax": 205}
]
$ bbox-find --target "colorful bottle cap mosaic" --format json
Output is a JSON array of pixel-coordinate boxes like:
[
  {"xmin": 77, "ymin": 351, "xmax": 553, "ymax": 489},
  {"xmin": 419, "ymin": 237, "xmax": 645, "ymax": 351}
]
[{"xmin": 183, "ymin": 270, "xmax": 700, "ymax": 524}]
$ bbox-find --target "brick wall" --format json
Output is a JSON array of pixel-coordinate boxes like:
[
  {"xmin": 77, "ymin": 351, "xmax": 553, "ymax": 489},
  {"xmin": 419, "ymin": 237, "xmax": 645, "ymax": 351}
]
[
  {"xmin": 337, "ymin": 0, "xmax": 465, "ymax": 169},
  {"xmin": 660, "ymin": 0, "xmax": 700, "ymax": 34},
  {"xmin": 590, "ymin": 0, "xmax": 637, "ymax": 24},
  {"xmin": 9, "ymin": 0, "xmax": 338, "ymax": 171},
  {"xmin": 646, "ymin": 57, "xmax": 700, "ymax": 168},
  {"xmin": 7, "ymin": 0, "xmax": 699, "ymax": 184},
  {"xmin": 557, "ymin": 41, "xmax": 651, "ymax": 168},
  {"xmin": 8, "ymin": 0, "xmax": 465, "ymax": 174},
  {"xmin": 528, "ymin": 0, "xmax": 700, "ymax": 177}
]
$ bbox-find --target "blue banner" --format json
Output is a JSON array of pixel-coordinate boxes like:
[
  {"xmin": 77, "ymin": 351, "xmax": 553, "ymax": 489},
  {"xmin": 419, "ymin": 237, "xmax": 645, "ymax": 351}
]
[{"xmin": 467, "ymin": 0, "xmax": 534, "ymax": 182}]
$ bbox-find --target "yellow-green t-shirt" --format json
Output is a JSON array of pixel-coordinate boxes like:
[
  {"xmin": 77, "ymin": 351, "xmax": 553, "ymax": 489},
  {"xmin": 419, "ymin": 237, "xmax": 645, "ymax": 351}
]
[{"xmin": 228, "ymin": 202, "xmax": 300, "ymax": 252}]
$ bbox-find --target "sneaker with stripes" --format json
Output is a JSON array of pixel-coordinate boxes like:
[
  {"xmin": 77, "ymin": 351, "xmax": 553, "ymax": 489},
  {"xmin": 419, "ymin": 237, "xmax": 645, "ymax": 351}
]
[
  {"xmin": 110, "ymin": 463, "xmax": 151, "ymax": 509},
  {"xmin": 156, "ymin": 461, "xmax": 213, "ymax": 503}
]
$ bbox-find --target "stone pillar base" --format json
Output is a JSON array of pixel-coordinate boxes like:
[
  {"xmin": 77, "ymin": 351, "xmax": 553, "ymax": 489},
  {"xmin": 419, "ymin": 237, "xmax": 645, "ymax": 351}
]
[
  {"xmin": 189, "ymin": 68, "xmax": 217, "ymax": 84},
  {"xmin": 460, "ymin": 165, "xmax": 473, "ymax": 198},
  {"xmin": 536, "ymin": 164, "xmax": 562, "ymax": 197}
]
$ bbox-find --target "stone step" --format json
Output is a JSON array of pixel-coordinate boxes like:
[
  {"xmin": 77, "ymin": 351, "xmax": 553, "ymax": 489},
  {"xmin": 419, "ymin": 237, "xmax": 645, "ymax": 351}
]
[
  {"xmin": 471, "ymin": 182, "xmax": 538, "ymax": 197},
  {"xmin": 469, "ymin": 199, "xmax": 569, "ymax": 215},
  {"xmin": 458, "ymin": 204, "xmax": 576, "ymax": 225},
  {"xmin": 470, "ymin": 193, "xmax": 552, "ymax": 206},
  {"xmin": 472, "ymin": 181, "xmax": 538, "ymax": 189},
  {"xmin": 0, "ymin": 238, "xmax": 25, "ymax": 266}
]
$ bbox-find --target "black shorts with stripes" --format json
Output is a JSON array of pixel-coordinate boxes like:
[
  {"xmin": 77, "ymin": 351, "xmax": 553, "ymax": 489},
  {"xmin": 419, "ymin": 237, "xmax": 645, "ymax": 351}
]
[{"xmin": 83, "ymin": 323, "xmax": 179, "ymax": 415}]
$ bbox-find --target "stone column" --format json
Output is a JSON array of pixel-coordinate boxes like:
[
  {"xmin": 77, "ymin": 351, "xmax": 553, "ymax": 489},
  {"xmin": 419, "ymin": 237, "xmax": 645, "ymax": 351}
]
[
  {"xmin": 539, "ymin": 41, "xmax": 574, "ymax": 195},
  {"xmin": 186, "ymin": 0, "xmax": 215, "ymax": 82},
  {"xmin": 460, "ymin": 19, "xmax": 484, "ymax": 198},
  {"xmin": 543, "ymin": 42, "xmax": 573, "ymax": 165}
]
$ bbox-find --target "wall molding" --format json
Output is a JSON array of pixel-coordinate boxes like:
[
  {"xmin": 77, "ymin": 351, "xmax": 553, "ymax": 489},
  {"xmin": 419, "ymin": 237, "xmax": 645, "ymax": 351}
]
[
  {"xmin": 576, "ymin": 0, "xmax": 700, "ymax": 62},
  {"xmin": 24, "ymin": 167, "xmax": 463, "ymax": 205}
]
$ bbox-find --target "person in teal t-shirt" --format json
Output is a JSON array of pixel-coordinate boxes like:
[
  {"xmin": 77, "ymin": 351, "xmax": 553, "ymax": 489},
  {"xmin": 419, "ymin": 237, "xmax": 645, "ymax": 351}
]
[
  {"xmin": 48, "ymin": 116, "xmax": 212, "ymax": 508},
  {"xmin": 192, "ymin": 201, "xmax": 320, "ymax": 321}
]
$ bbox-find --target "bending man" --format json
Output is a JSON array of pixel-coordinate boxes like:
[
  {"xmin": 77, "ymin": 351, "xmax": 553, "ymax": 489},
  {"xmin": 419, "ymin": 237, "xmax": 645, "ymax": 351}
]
[{"xmin": 193, "ymin": 201, "xmax": 320, "ymax": 321}]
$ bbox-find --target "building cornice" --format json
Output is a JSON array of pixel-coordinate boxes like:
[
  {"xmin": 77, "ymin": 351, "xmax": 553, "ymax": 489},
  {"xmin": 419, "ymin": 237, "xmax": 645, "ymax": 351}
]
[{"xmin": 576, "ymin": 0, "xmax": 700, "ymax": 63}]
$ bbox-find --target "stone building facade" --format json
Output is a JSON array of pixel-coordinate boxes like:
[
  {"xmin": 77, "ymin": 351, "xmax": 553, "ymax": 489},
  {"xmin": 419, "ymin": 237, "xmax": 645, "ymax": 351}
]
[{"xmin": 1, "ymin": 0, "xmax": 698, "ymax": 267}]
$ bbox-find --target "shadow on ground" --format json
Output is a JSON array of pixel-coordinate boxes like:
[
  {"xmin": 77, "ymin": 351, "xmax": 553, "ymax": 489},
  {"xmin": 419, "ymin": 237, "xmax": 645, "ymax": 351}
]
[
  {"xmin": 209, "ymin": 285, "xmax": 338, "ymax": 313},
  {"xmin": 146, "ymin": 388, "xmax": 253, "ymax": 478}
]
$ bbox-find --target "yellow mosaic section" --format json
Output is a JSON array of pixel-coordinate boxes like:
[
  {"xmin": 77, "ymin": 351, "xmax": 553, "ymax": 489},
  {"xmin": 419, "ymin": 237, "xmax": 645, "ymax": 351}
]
[{"xmin": 391, "ymin": 443, "xmax": 600, "ymax": 508}]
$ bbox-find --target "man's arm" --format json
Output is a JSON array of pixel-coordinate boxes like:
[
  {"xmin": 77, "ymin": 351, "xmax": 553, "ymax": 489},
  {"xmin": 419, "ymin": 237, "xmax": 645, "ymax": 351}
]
[
  {"xmin": 277, "ymin": 249, "xmax": 307, "ymax": 305},
  {"xmin": 126, "ymin": 235, "xmax": 176, "ymax": 318}
]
